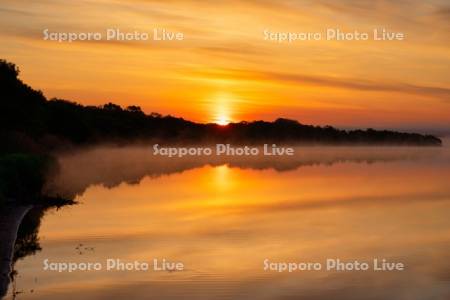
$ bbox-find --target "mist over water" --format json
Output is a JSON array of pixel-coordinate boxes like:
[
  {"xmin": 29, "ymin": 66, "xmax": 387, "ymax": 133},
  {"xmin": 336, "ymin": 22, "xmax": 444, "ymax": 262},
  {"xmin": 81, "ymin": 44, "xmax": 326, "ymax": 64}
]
[
  {"xmin": 46, "ymin": 144, "xmax": 447, "ymax": 198},
  {"xmin": 3, "ymin": 143, "xmax": 450, "ymax": 299}
]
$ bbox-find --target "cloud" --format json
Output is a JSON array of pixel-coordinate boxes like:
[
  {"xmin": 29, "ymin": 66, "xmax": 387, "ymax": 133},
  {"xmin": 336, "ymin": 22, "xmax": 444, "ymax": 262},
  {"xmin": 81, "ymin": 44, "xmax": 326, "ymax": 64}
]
[
  {"xmin": 0, "ymin": 7, "xmax": 35, "ymax": 16},
  {"xmin": 192, "ymin": 68, "xmax": 450, "ymax": 99}
]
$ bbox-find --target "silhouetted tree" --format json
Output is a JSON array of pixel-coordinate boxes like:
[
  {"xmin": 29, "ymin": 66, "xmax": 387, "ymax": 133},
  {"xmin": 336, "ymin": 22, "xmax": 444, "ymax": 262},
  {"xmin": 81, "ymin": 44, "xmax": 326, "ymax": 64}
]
[{"xmin": 0, "ymin": 59, "xmax": 442, "ymax": 155}]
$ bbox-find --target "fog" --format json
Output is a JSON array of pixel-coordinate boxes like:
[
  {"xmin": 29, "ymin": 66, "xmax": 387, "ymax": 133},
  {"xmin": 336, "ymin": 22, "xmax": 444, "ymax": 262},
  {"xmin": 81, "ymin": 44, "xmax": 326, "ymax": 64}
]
[{"xmin": 45, "ymin": 143, "xmax": 448, "ymax": 199}]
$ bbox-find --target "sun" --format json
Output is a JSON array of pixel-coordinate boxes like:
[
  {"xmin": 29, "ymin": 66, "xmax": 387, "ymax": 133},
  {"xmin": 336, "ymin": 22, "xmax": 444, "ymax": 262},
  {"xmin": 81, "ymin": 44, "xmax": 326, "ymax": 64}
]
[
  {"xmin": 210, "ymin": 92, "xmax": 234, "ymax": 125},
  {"xmin": 215, "ymin": 116, "xmax": 230, "ymax": 126}
]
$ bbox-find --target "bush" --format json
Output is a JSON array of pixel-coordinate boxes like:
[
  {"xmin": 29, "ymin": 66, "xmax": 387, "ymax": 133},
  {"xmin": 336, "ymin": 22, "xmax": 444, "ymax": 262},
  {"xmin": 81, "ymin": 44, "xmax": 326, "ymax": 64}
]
[{"xmin": 0, "ymin": 154, "xmax": 56, "ymax": 203}]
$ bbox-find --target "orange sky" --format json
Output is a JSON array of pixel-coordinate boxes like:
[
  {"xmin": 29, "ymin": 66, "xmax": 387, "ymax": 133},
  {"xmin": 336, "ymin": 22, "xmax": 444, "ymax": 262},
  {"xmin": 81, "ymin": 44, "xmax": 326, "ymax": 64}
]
[{"xmin": 1, "ymin": 0, "xmax": 449, "ymax": 131}]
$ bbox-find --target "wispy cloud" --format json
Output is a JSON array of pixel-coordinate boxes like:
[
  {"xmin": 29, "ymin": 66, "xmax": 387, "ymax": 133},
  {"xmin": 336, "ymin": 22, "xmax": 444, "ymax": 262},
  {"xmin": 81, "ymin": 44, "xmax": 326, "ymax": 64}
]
[{"xmin": 192, "ymin": 68, "xmax": 450, "ymax": 99}]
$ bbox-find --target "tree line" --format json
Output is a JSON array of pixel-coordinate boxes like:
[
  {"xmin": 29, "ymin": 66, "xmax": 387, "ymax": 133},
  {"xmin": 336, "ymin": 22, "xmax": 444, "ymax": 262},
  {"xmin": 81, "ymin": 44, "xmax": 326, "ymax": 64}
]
[{"xmin": 0, "ymin": 59, "xmax": 442, "ymax": 156}]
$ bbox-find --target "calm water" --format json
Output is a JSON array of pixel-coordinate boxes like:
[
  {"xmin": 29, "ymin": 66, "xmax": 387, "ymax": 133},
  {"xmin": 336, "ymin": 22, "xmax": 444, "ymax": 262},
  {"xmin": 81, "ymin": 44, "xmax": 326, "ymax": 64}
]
[{"xmin": 3, "ymin": 145, "xmax": 450, "ymax": 299}]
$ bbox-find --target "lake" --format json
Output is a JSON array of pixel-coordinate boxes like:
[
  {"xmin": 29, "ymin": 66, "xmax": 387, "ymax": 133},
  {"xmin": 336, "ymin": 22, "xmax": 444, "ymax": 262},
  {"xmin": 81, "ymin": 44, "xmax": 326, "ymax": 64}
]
[{"xmin": 2, "ymin": 144, "xmax": 450, "ymax": 299}]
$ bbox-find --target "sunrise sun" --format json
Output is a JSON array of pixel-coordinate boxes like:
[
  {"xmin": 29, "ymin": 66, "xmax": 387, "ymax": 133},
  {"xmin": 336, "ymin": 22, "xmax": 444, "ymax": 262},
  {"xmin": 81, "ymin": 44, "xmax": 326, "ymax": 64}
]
[{"xmin": 215, "ymin": 116, "xmax": 230, "ymax": 126}]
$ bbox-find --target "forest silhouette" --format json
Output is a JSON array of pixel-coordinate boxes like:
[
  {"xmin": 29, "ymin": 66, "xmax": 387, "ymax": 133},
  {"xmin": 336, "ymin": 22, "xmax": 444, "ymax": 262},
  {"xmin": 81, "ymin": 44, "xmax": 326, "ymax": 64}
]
[{"xmin": 0, "ymin": 59, "xmax": 442, "ymax": 157}]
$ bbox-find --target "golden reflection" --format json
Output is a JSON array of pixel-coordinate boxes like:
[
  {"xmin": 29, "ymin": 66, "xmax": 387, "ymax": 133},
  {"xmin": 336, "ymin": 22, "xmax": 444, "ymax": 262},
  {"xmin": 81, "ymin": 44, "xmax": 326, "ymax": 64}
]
[
  {"xmin": 213, "ymin": 164, "xmax": 231, "ymax": 190},
  {"xmin": 9, "ymin": 147, "xmax": 450, "ymax": 299}
]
